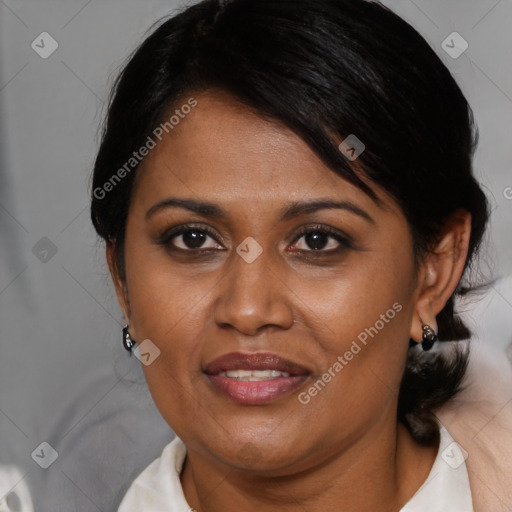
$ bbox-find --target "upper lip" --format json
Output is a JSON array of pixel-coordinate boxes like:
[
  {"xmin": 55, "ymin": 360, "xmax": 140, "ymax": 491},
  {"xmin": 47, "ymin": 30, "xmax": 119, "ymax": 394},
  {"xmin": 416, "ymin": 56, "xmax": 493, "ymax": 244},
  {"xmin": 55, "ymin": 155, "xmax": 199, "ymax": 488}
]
[{"xmin": 203, "ymin": 352, "xmax": 310, "ymax": 376}]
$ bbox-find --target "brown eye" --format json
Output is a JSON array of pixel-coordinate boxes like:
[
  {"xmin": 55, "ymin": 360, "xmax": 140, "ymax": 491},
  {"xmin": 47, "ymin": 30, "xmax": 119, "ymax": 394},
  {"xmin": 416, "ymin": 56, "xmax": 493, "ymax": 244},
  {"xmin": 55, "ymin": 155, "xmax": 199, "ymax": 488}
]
[
  {"xmin": 160, "ymin": 225, "xmax": 223, "ymax": 251},
  {"xmin": 289, "ymin": 225, "xmax": 353, "ymax": 253}
]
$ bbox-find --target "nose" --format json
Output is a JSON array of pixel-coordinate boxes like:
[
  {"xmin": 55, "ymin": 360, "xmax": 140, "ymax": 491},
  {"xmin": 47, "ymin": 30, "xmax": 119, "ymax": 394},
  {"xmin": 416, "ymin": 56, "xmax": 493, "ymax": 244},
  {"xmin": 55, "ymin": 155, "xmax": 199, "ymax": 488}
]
[{"xmin": 213, "ymin": 246, "xmax": 294, "ymax": 336}]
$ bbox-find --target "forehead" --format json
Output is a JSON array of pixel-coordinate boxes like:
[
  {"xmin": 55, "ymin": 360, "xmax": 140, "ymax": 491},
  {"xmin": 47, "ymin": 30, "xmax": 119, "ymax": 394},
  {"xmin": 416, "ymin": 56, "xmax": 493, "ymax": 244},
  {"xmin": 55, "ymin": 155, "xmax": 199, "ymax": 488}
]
[{"xmin": 132, "ymin": 90, "xmax": 395, "ymax": 216}]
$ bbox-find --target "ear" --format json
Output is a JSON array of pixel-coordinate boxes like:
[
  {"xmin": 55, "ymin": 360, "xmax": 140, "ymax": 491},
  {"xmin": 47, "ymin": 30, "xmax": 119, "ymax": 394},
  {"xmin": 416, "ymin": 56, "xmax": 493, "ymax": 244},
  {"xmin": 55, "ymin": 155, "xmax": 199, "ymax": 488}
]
[
  {"xmin": 410, "ymin": 209, "xmax": 472, "ymax": 341},
  {"xmin": 106, "ymin": 242, "xmax": 131, "ymax": 323}
]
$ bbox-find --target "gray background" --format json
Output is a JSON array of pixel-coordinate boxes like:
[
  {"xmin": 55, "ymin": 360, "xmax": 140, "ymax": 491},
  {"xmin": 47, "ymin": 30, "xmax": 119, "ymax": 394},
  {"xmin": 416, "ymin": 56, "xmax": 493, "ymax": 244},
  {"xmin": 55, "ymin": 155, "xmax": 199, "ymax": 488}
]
[{"xmin": 1, "ymin": 0, "xmax": 511, "ymax": 510}]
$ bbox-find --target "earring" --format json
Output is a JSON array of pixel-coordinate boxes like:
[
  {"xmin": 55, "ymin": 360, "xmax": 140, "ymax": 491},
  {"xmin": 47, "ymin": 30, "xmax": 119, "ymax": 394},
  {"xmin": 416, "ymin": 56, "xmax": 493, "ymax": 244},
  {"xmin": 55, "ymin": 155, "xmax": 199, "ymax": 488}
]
[
  {"xmin": 420, "ymin": 323, "xmax": 438, "ymax": 351},
  {"xmin": 408, "ymin": 322, "xmax": 438, "ymax": 351},
  {"xmin": 122, "ymin": 324, "xmax": 136, "ymax": 352}
]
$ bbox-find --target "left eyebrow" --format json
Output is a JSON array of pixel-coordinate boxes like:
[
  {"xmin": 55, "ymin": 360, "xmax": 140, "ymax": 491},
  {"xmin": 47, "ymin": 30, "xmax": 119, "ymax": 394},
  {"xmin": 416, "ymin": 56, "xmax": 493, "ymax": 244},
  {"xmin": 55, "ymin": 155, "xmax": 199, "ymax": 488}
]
[
  {"xmin": 280, "ymin": 199, "xmax": 374, "ymax": 224},
  {"xmin": 145, "ymin": 197, "xmax": 375, "ymax": 224}
]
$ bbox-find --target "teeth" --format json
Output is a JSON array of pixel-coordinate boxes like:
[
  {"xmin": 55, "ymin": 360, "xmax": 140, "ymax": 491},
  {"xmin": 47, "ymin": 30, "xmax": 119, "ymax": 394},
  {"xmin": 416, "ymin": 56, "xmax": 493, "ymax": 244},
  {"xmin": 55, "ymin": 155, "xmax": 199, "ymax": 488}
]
[
  {"xmin": 220, "ymin": 369, "xmax": 291, "ymax": 381},
  {"xmin": 226, "ymin": 370, "xmax": 252, "ymax": 378}
]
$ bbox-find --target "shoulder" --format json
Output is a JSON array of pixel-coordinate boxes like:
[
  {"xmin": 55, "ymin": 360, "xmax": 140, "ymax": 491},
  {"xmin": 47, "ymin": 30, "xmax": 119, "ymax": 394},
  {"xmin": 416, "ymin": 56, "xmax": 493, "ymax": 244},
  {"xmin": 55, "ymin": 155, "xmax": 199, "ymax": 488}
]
[
  {"xmin": 436, "ymin": 341, "xmax": 512, "ymax": 511},
  {"xmin": 0, "ymin": 464, "xmax": 35, "ymax": 512}
]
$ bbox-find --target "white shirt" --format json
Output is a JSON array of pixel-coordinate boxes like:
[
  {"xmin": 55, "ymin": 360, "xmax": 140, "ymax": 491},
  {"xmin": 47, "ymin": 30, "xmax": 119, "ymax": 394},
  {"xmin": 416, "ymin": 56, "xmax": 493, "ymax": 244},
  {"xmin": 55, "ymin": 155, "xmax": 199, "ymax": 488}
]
[
  {"xmin": 117, "ymin": 421, "xmax": 473, "ymax": 512},
  {"xmin": 0, "ymin": 465, "xmax": 34, "ymax": 512}
]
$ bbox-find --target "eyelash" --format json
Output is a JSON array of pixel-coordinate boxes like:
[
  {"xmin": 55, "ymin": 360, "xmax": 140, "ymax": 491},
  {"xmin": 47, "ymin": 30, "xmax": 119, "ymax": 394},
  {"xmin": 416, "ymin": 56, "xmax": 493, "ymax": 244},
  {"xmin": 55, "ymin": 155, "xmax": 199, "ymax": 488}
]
[{"xmin": 158, "ymin": 223, "xmax": 353, "ymax": 256}]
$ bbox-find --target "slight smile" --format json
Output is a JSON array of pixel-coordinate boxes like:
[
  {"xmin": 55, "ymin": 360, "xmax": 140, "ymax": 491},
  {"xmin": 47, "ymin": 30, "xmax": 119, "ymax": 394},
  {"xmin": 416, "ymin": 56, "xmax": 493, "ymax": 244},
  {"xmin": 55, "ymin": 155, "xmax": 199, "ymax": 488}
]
[{"xmin": 203, "ymin": 352, "xmax": 311, "ymax": 405}]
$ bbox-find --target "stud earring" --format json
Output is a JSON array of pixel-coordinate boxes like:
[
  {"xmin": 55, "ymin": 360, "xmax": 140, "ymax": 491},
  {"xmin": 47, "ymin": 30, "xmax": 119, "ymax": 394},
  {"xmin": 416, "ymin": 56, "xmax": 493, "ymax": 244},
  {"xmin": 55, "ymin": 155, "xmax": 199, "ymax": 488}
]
[{"xmin": 122, "ymin": 324, "xmax": 136, "ymax": 352}]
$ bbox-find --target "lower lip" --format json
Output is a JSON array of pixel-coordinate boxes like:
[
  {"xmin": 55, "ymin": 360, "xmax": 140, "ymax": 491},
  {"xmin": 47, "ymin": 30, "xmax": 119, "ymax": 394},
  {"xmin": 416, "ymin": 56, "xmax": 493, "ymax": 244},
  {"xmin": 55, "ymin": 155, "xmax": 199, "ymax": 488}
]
[{"xmin": 206, "ymin": 374, "xmax": 308, "ymax": 405}]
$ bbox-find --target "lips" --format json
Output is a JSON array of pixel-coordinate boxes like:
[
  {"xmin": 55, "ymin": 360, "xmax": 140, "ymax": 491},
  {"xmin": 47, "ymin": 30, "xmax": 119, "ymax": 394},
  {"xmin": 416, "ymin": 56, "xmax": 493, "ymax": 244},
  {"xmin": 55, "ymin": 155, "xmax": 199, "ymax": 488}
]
[
  {"xmin": 204, "ymin": 352, "xmax": 310, "ymax": 376},
  {"xmin": 203, "ymin": 352, "xmax": 310, "ymax": 405}
]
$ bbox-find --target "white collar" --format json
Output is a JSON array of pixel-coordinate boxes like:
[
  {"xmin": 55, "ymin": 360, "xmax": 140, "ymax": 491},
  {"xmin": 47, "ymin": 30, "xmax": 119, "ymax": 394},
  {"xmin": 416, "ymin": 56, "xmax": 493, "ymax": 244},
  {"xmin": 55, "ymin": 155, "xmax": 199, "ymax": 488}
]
[
  {"xmin": 400, "ymin": 421, "xmax": 473, "ymax": 511},
  {"xmin": 118, "ymin": 421, "xmax": 473, "ymax": 512}
]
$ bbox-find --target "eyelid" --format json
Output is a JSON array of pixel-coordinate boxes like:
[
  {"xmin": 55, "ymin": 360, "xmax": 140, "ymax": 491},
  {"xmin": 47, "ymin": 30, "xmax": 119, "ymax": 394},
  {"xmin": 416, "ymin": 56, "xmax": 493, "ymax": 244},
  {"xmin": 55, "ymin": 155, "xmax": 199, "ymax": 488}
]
[
  {"xmin": 289, "ymin": 224, "xmax": 354, "ymax": 251},
  {"xmin": 158, "ymin": 223, "xmax": 224, "ymax": 247}
]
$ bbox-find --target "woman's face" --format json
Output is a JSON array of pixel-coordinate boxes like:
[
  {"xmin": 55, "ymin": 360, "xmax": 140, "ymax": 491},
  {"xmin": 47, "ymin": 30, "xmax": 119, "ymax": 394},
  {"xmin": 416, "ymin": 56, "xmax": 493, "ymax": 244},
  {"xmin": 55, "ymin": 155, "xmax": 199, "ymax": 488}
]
[{"xmin": 110, "ymin": 90, "xmax": 424, "ymax": 473}]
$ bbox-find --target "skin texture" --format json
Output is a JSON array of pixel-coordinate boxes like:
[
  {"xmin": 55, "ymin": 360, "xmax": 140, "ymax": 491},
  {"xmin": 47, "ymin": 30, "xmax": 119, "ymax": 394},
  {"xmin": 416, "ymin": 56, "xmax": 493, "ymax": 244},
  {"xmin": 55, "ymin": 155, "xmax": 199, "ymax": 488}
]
[{"xmin": 107, "ymin": 90, "xmax": 472, "ymax": 512}]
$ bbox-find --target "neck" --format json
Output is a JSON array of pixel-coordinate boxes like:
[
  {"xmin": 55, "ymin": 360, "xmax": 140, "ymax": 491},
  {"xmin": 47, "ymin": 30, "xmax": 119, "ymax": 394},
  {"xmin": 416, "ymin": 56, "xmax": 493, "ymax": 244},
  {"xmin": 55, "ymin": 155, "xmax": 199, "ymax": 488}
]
[{"xmin": 180, "ymin": 419, "xmax": 438, "ymax": 512}]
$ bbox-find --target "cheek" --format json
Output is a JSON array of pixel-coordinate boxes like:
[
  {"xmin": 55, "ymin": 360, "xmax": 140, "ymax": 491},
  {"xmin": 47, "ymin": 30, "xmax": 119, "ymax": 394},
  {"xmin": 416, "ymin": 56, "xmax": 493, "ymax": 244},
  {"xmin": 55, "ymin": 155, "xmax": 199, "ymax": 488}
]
[
  {"xmin": 292, "ymin": 245, "xmax": 416, "ymax": 410},
  {"xmin": 124, "ymin": 225, "xmax": 213, "ymax": 335},
  {"xmin": 293, "ymin": 242, "xmax": 414, "ymax": 348},
  {"xmin": 122, "ymin": 235, "xmax": 210, "ymax": 390},
  {"xmin": 123, "ymin": 249, "xmax": 212, "ymax": 431}
]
